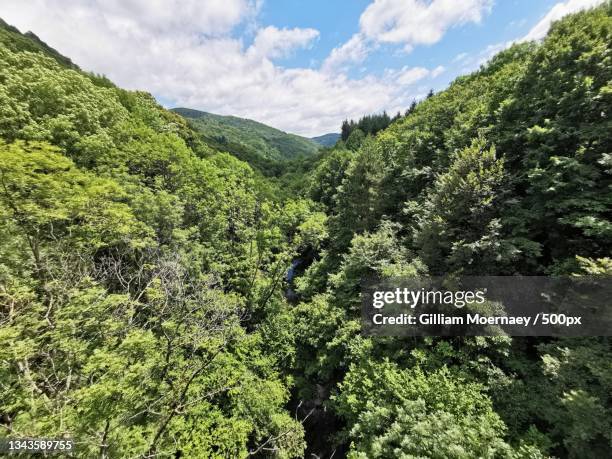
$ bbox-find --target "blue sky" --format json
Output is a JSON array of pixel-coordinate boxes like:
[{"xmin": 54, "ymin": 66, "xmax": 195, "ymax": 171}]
[
  {"xmin": 259, "ymin": 0, "xmax": 548, "ymax": 78},
  {"xmin": 0, "ymin": 0, "xmax": 604, "ymax": 136}
]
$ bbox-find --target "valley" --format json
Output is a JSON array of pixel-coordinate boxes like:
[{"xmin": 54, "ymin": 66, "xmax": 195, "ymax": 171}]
[{"xmin": 0, "ymin": 4, "xmax": 611, "ymax": 458}]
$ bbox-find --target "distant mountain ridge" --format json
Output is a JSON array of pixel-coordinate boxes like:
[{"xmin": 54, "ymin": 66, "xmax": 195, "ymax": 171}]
[
  {"xmin": 172, "ymin": 107, "xmax": 319, "ymax": 161},
  {"xmin": 310, "ymin": 133, "xmax": 340, "ymax": 147},
  {"xmin": 0, "ymin": 19, "xmax": 328, "ymax": 164}
]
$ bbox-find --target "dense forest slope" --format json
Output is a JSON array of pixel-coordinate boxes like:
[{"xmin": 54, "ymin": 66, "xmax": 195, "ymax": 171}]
[
  {"xmin": 1, "ymin": 4, "xmax": 611, "ymax": 459},
  {"xmin": 0, "ymin": 19, "xmax": 319, "ymax": 457},
  {"xmin": 173, "ymin": 107, "xmax": 319, "ymax": 161},
  {"xmin": 295, "ymin": 4, "xmax": 611, "ymax": 457},
  {"xmin": 310, "ymin": 133, "xmax": 340, "ymax": 147}
]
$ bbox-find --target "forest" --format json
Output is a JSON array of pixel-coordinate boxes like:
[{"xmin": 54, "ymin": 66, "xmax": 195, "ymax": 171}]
[
  {"xmin": 171, "ymin": 108, "xmax": 320, "ymax": 162},
  {"xmin": 0, "ymin": 4, "xmax": 611, "ymax": 458}
]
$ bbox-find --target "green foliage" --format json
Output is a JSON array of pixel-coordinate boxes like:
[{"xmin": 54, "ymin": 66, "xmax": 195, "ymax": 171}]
[
  {"xmin": 174, "ymin": 107, "xmax": 319, "ymax": 161},
  {"xmin": 0, "ymin": 18, "xmax": 77, "ymax": 69},
  {"xmin": 329, "ymin": 137, "xmax": 386, "ymax": 252},
  {"xmin": 1, "ymin": 4, "xmax": 611, "ymax": 457},
  {"xmin": 0, "ymin": 26, "xmax": 309, "ymax": 457},
  {"xmin": 308, "ymin": 147, "xmax": 352, "ymax": 209},
  {"xmin": 335, "ymin": 362, "xmax": 513, "ymax": 458},
  {"xmin": 340, "ymin": 111, "xmax": 400, "ymax": 142},
  {"xmin": 537, "ymin": 339, "xmax": 612, "ymax": 458},
  {"xmin": 287, "ymin": 4, "xmax": 612, "ymax": 456},
  {"xmin": 412, "ymin": 138, "xmax": 532, "ymax": 274},
  {"xmin": 491, "ymin": 4, "xmax": 612, "ymax": 270},
  {"xmin": 345, "ymin": 128, "xmax": 365, "ymax": 151},
  {"xmin": 310, "ymin": 133, "xmax": 340, "ymax": 147}
]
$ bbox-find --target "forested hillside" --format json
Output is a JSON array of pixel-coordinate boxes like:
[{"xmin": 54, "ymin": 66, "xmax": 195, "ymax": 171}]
[
  {"xmin": 0, "ymin": 19, "xmax": 319, "ymax": 457},
  {"xmin": 173, "ymin": 107, "xmax": 319, "ymax": 161},
  {"xmin": 296, "ymin": 5, "xmax": 612, "ymax": 457},
  {"xmin": 1, "ymin": 4, "xmax": 611, "ymax": 459},
  {"xmin": 310, "ymin": 133, "xmax": 340, "ymax": 147}
]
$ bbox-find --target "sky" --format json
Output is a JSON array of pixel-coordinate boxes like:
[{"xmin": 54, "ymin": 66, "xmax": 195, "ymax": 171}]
[{"xmin": 0, "ymin": 0, "xmax": 605, "ymax": 136}]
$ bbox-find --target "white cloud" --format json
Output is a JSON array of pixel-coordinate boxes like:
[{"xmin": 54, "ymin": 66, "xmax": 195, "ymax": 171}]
[
  {"xmin": 2, "ymin": 0, "xmax": 604, "ymax": 138},
  {"xmin": 0, "ymin": 0, "xmax": 445, "ymax": 136},
  {"xmin": 324, "ymin": 0, "xmax": 491, "ymax": 74},
  {"xmin": 522, "ymin": 0, "xmax": 605, "ymax": 41},
  {"xmin": 360, "ymin": 0, "xmax": 492, "ymax": 47},
  {"xmin": 431, "ymin": 65, "xmax": 446, "ymax": 78},
  {"xmin": 248, "ymin": 26, "xmax": 319, "ymax": 59},
  {"xmin": 322, "ymin": 33, "xmax": 369, "ymax": 73},
  {"xmin": 83, "ymin": 0, "xmax": 258, "ymax": 36},
  {"xmin": 394, "ymin": 67, "xmax": 430, "ymax": 85},
  {"xmin": 386, "ymin": 65, "xmax": 445, "ymax": 86},
  {"xmin": 452, "ymin": 52, "xmax": 468, "ymax": 63}
]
